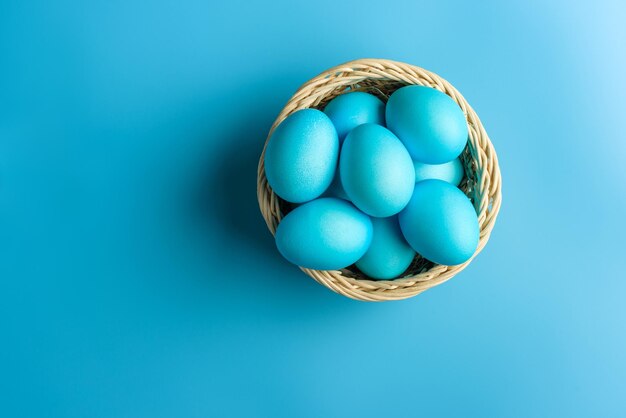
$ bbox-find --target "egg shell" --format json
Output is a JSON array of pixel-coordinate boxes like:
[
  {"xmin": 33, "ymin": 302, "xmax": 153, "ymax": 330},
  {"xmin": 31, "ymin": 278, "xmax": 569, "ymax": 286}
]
[
  {"xmin": 399, "ymin": 180, "xmax": 479, "ymax": 265},
  {"xmin": 414, "ymin": 158, "xmax": 465, "ymax": 186},
  {"xmin": 356, "ymin": 216, "xmax": 416, "ymax": 280},
  {"xmin": 322, "ymin": 170, "xmax": 350, "ymax": 201},
  {"xmin": 323, "ymin": 92, "xmax": 386, "ymax": 143},
  {"xmin": 264, "ymin": 109, "xmax": 339, "ymax": 203},
  {"xmin": 386, "ymin": 85, "xmax": 468, "ymax": 164},
  {"xmin": 275, "ymin": 197, "xmax": 373, "ymax": 270},
  {"xmin": 340, "ymin": 123, "xmax": 415, "ymax": 217}
]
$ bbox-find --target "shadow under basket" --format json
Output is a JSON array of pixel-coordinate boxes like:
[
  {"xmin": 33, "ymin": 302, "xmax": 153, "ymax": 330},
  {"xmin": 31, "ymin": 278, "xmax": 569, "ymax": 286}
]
[{"xmin": 257, "ymin": 58, "xmax": 502, "ymax": 302}]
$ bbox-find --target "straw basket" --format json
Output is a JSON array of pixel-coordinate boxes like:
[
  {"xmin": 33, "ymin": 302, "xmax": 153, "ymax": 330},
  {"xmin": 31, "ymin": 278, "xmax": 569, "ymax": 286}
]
[{"xmin": 257, "ymin": 58, "xmax": 502, "ymax": 302}]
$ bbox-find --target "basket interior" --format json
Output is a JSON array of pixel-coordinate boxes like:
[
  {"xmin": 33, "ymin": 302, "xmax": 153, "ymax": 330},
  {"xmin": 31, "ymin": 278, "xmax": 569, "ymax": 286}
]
[{"xmin": 275, "ymin": 80, "xmax": 481, "ymax": 282}]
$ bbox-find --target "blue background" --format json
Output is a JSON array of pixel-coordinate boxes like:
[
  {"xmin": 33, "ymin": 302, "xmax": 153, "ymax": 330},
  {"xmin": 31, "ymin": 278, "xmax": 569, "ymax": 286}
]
[{"xmin": 1, "ymin": 0, "xmax": 625, "ymax": 416}]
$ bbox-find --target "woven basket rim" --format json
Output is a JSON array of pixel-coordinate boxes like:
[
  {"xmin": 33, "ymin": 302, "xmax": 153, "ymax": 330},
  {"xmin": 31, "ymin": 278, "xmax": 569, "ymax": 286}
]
[{"xmin": 257, "ymin": 58, "xmax": 502, "ymax": 302}]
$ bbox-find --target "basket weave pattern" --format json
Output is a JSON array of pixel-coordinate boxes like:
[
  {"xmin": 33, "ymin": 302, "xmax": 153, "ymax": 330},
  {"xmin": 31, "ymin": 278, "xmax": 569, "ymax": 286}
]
[{"xmin": 257, "ymin": 59, "xmax": 502, "ymax": 301}]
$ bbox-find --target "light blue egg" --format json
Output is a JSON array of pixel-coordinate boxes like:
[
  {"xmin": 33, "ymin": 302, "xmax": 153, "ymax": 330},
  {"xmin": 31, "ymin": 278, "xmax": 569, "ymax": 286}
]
[
  {"xmin": 264, "ymin": 109, "xmax": 338, "ymax": 203},
  {"xmin": 356, "ymin": 216, "xmax": 416, "ymax": 280},
  {"xmin": 386, "ymin": 85, "xmax": 468, "ymax": 164},
  {"xmin": 275, "ymin": 198, "xmax": 373, "ymax": 270},
  {"xmin": 323, "ymin": 91, "xmax": 385, "ymax": 142},
  {"xmin": 398, "ymin": 180, "xmax": 479, "ymax": 265},
  {"xmin": 414, "ymin": 158, "xmax": 464, "ymax": 186},
  {"xmin": 340, "ymin": 124, "xmax": 415, "ymax": 217},
  {"xmin": 322, "ymin": 171, "xmax": 350, "ymax": 201}
]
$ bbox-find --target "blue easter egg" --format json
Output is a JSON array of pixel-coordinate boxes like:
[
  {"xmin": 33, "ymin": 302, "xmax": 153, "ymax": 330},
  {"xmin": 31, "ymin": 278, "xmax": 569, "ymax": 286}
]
[
  {"xmin": 264, "ymin": 109, "xmax": 339, "ymax": 203},
  {"xmin": 399, "ymin": 180, "xmax": 479, "ymax": 265},
  {"xmin": 323, "ymin": 91, "xmax": 385, "ymax": 142},
  {"xmin": 414, "ymin": 158, "xmax": 465, "ymax": 186},
  {"xmin": 386, "ymin": 85, "xmax": 468, "ymax": 164},
  {"xmin": 275, "ymin": 198, "xmax": 373, "ymax": 270},
  {"xmin": 340, "ymin": 124, "xmax": 415, "ymax": 217},
  {"xmin": 356, "ymin": 216, "xmax": 416, "ymax": 280},
  {"xmin": 322, "ymin": 171, "xmax": 350, "ymax": 201}
]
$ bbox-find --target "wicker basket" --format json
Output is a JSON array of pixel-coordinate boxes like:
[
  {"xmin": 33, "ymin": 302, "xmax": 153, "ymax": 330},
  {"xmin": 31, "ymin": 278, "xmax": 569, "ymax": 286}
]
[{"xmin": 257, "ymin": 58, "xmax": 502, "ymax": 302}]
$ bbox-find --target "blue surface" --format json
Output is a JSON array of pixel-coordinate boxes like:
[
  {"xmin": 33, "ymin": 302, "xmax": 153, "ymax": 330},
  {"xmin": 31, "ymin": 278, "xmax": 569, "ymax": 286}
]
[{"xmin": 1, "ymin": 0, "xmax": 625, "ymax": 417}]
